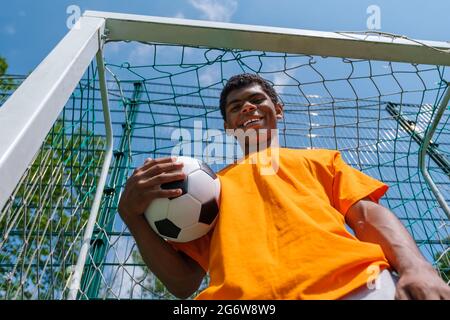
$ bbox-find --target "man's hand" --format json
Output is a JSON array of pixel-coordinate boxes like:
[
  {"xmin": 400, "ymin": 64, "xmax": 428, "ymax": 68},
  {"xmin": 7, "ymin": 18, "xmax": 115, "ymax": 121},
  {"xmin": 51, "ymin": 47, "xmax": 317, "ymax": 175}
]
[
  {"xmin": 395, "ymin": 264, "xmax": 450, "ymax": 300},
  {"xmin": 346, "ymin": 198, "xmax": 450, "ymax": 300},
  {"xmin": 118, "ymin": 156, "xmax": 185, "ymax": 225}
]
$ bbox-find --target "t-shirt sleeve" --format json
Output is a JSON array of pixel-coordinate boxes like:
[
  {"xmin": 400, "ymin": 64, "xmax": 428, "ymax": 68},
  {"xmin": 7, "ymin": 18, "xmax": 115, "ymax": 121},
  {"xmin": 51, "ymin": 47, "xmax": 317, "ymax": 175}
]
[
  {"xmin": 167, "ymin": 231, "xmax": 212, "ymax": 272},
  {"xmin": 332, "ymin": 151, "xmax": 389, "ymax": 216}
]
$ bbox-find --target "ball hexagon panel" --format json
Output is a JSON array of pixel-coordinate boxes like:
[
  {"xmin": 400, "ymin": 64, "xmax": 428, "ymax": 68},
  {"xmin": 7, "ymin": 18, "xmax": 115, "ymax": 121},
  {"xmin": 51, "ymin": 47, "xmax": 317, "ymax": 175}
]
[
  {"xmin": 199, "ymin": 198, "xmax": 219, "ymax": 225},
  {"xmin": 155, "ymin": 219, "xmax": 181, "ymax": 239},
  {"xmin": 199, "ymin": 161, "xmax": 217, "ymax": 179},
  {"xmin": 167, "ymin": 193, "xmax": 202, "ymax": 228},
  {"xmin": 144, "ymin": 197, "xmax": 170, "ymax": 230},
  {"xmin": 187, "ymin": 170, "xmax": 217, "ymax": 203},
  {"xmin": 176, "ymin": 222, "xmax": 212, "ymax": 243},
  {"xmin": 176, "ymin": 156, "xmax": 200, "ymax": 176}
]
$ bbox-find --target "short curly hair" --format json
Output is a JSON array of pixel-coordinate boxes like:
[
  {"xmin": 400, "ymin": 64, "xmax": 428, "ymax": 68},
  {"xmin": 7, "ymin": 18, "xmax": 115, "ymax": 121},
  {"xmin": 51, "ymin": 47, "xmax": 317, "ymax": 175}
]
[{"xmin": 219, "ymin": 73, "xmax": 279, "ymax": 121}]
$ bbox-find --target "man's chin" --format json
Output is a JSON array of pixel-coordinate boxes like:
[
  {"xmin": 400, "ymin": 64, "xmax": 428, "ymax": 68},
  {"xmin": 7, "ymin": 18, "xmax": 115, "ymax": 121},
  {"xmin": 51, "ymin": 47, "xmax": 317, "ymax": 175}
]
[
  {"xmin": 235, "ymin": 129, "xmax": 275, "ymax": 152},
  {"xmin": 240, "ymin": 126, "xmax": 268, "ymax": 134},
  {"xmin": 235, "ymin": 126, "xmax": 276, "ymax": 137}
]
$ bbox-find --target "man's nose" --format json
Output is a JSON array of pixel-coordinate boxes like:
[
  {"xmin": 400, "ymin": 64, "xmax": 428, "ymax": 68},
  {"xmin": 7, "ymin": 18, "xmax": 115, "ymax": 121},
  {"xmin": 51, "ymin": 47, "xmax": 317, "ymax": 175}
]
[{"xmin": 240, "ymin": 102, "xmax": 257, "ymax": 114}]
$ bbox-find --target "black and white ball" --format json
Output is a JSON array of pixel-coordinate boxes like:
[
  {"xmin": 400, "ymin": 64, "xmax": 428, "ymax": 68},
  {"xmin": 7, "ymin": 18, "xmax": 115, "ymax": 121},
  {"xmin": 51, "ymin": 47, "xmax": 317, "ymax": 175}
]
[{"xmin": 144, "ymin": 156, "xmax": 220, "ymax": 243}]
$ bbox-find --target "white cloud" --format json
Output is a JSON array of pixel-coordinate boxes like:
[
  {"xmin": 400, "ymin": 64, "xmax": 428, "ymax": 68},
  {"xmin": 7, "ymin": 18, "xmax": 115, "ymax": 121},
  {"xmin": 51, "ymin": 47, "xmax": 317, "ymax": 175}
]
[
  {"xmin": 3, "ymin": 25, "xmax": 16, "ymax": 35},
  {"xmin": 271, "ymin": 73, "xmax": 287, "ymax": 94},
  {"xmin": 174, "ymin": 12, "xmax": 185, "ymax": 19},
  {"xmin": 188, "ymin": 0, "xmax": 237, "ymax": 22},
  {"xmin": 199, "ymin": 65, "xmax": 221, "ymax": 86},
  {"xmin": 104, "ymin": 235, "xmax": 142, "ymax": 299},
  {"xmin": 128, "ymin": 42, "xmax": 154, "ymax": 65},
  {"xmin": 106, "ymin": 41, "xmax": 121, "ymax": 54}
]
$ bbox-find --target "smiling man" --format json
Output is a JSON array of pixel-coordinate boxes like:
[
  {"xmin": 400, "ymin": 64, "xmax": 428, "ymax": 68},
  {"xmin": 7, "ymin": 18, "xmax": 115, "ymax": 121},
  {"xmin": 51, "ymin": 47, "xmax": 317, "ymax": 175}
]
[
  {"xmin": 221, "ymin": 76, "xmax": 283, "ymax": 158},
  {"xmin": 118, "ymin": 73, "xmax": 450, "ymax": 300}
]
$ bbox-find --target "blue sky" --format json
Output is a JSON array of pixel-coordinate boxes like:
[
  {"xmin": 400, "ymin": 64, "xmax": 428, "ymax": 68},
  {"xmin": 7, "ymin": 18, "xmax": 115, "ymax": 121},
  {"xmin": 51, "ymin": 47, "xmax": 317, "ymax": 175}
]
[{"xmin": 1, "ymin": 0, "xmax": 450, "ymax": 74}]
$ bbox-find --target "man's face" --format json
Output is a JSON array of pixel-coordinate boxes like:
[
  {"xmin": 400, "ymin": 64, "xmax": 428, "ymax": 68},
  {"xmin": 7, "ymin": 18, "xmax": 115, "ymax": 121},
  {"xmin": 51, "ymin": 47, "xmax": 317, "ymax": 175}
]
[{"xmin": 223, "ymin": 84, "xmax": 283, "ymax": 133}]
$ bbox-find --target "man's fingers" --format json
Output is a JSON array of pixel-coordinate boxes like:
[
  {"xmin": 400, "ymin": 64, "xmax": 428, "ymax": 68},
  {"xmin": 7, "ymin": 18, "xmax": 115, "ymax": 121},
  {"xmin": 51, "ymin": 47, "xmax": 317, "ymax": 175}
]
[
  {"xmin": 149, "ymin": 188, "xmax": 183, "ymax": 199},
  {"xmin": 140, "ymin": 156, "xmax": 177, "ymax": 171},
  {"xmin": 443, "ymin": 286, "xmax": 450, "ymax": 300},
  {"xmin": 394, "ymin": 286, "xmax": 411, "ymax": 300},
  {"xmin": 144, "ymin": 161, "xmax": 184, "ymax": 178},
  {"xmin": 426, "ymin": 292, "xmax": 442, "ymax": 300},
  {"xmin": 140, "ymin": 171, "xmax": 186, "ymax": 188},
  {"xmin": 406, "ymin": 286, "xmax": 428, "ymax": 300},
  {"xmin": 440, "ymin": 289, "xmax": 450, "ymax": 300}
]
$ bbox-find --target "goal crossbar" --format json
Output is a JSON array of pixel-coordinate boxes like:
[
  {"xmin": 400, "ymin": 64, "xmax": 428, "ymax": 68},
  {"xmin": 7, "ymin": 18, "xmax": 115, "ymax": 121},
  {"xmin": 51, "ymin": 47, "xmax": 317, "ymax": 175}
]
[{"xmin": 86, "ymin": 10, "xmax": 450, "ymax": 66}]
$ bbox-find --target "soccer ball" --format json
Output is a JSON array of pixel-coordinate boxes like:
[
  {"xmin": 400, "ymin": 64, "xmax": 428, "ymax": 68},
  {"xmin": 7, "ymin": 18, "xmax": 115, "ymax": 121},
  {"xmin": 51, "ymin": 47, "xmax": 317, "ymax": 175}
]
[{"xmin": 144, "ymin": 156, "xmax": 221, "ymax": 243}]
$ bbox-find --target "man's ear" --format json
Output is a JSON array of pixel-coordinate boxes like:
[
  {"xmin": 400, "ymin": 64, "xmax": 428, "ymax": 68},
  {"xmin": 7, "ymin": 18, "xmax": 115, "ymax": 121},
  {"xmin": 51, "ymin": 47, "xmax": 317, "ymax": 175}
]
[
  {"xmin": 275, "ymin": 103, "xmax": 284, "ymax": 120},
  {"xmin": 224, "ymin": 121, "xmax": 232, "ymax": 136}
]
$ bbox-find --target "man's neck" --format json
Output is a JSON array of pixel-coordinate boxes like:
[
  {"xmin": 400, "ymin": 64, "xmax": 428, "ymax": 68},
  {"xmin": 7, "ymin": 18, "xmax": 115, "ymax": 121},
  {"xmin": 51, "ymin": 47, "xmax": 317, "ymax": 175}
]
[
  {"xmin": 233, "ymin": 128, "xmax": 280, "ymax": 156},
  {"xmin": 241, "ymin": 138, "xmax": 274, "ymax": 156}
]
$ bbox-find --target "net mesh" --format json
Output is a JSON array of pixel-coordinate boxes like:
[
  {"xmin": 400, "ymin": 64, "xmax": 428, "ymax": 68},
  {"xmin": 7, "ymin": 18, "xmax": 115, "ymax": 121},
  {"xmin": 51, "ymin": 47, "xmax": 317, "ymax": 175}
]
[{"xmin": 0, "ymin": 39, "xmax": 449, "ymax": 299}]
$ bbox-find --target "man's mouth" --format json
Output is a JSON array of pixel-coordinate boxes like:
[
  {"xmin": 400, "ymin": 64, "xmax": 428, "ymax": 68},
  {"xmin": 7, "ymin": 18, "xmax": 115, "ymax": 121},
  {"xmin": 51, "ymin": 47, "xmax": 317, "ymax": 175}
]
[{"xmin": 240, "ymin": 117, "xmax": 263, "ymax": 128}]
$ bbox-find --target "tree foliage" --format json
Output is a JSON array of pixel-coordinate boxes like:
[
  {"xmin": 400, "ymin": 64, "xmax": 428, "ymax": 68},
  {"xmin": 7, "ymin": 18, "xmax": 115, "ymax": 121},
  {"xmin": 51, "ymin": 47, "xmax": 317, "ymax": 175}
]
[
  {"xmin": 435, "ymin": 237, "xmax": 450, "ymax": 283},
  {"xmin": 0, "ymin": 56, "xmax": 15, "ymax": 103},
  {"xmin": 0, "ymin": 118, "xmax": 105, "ymax": 299}
]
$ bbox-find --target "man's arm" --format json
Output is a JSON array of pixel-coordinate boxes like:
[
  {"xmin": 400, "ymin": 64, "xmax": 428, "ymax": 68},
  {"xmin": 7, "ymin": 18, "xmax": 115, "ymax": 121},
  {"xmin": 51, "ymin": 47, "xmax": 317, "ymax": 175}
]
[
  {"xmin": 118, "ymin": 157, "xmax": 206, "ymax": 299},
  {"xmin": 346, "ymin": 198, "xmax": 450, "ymax": 300},
  {"xmin": 123, "ymin": 214, "xmax": 206, "ymax": 299}
]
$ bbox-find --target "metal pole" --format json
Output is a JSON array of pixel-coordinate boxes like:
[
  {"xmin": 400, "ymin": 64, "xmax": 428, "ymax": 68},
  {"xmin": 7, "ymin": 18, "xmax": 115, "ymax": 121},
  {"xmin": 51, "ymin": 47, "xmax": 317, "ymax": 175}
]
[
  {"xmin": 419, "ymin": 83, "xmax": 450, "ymax": 220},
  {"xmin": 80, "ymin": 82, "xmax": 142, "ymax": 299},
  {"xmin": 66, "ymin": 46, "xmax": 113, "ymax": 300}
]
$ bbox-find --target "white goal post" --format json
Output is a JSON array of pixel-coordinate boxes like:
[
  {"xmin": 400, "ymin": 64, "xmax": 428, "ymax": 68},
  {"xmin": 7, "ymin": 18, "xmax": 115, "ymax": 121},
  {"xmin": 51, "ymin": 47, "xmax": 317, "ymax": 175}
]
[{"xmin": 0, "ymin": 11, "xmax": 449, "ymax": 299}]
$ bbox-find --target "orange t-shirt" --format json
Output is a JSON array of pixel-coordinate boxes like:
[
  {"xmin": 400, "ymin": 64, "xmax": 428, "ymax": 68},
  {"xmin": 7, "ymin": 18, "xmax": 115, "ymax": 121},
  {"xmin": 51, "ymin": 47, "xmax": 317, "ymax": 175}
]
[{"xmin": 170, "ymin": 147, "xmax": 390, "ymax": 299}]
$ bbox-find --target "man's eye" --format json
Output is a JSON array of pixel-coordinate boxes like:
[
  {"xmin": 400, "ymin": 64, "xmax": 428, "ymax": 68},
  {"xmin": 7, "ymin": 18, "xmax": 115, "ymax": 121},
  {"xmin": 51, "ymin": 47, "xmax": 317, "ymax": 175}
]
[
  {"xmin": 252, "ymin": 98, "xmax": 265, "ymax": 104},
  {"xmin": 230, "ymin": 105, "xmax": 240, "ymax": 112}
]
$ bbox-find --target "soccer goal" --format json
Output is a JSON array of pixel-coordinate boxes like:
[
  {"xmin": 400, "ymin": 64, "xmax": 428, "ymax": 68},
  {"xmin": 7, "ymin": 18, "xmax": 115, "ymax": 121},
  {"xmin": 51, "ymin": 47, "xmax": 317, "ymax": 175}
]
[{"xmin": 0, "ymin": 11, "xmax": 449, "ymax": 300}]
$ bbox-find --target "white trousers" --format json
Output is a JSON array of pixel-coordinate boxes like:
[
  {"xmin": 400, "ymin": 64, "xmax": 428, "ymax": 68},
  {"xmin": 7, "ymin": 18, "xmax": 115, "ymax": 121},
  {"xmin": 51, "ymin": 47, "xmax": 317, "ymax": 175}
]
[{"xmin": 340, "ymin": 269, "xmax": 399, "ymax": 300}]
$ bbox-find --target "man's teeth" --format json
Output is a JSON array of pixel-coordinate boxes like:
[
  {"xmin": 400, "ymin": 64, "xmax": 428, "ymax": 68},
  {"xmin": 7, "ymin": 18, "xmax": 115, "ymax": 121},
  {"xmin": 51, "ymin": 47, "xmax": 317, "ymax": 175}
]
[{"xmin": 243, "ymin": 119, "xmax": 260, "ymax": 127}]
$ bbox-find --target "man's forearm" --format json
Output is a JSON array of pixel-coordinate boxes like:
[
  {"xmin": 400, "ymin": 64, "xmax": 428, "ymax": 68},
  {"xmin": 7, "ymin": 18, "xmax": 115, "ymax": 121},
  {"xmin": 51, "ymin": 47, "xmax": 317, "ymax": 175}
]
[{"xmin": 347, "ymin": 199, "xmax": 432, "ymax": 275}]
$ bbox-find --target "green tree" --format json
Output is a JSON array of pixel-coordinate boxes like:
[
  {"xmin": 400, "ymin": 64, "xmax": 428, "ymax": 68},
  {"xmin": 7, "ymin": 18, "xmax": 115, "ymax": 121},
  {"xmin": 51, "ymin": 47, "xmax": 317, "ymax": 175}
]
[
  {"xmin": 0, "ymin": 118, "xmax": 105, "ymax": 299},
  {"xmin": 129, "ymin": 248, "xmax": 209, "ymax": 299},
  {"xmin": 435, "ymin": 238, "xmax": 450, "ymax": 283},
  {"xmin": 0, "ymin": 56, "xmax": 15, "ymax": 103},
  {"xmin": 129, "ymin": 249, "xmax": 176, "ymax": 299},
  {"xmin": 0, "ymin": 56, "xmax": 7, "ymax": 77}
]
